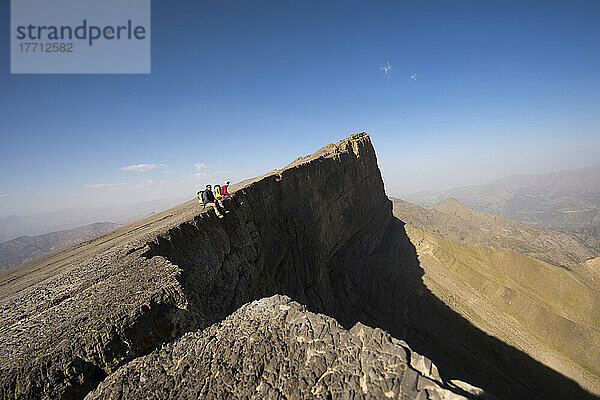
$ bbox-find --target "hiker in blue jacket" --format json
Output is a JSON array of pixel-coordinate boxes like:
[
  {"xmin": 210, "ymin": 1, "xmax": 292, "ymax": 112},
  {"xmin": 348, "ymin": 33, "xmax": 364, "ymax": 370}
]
[
  {"xmin": 202, "ymin": 185, "xmax": 216, "ymax": 204},
  {"xmin": 200, "ymin": 184, "xmax": 224, "ymax": 217}
]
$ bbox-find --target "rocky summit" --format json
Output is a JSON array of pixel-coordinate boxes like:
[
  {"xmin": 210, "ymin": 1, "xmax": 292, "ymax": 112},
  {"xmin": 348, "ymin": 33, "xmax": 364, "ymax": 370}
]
[{"xmin": 0, "ymin": 133, "xmax": 596, "ymax": 400}]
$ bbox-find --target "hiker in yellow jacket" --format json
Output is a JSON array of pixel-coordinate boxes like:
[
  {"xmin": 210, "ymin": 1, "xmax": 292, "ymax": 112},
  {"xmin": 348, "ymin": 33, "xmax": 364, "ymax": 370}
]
[{"xmin": 214, "ymin": 184, "xmax": 223, "ymax": 199}]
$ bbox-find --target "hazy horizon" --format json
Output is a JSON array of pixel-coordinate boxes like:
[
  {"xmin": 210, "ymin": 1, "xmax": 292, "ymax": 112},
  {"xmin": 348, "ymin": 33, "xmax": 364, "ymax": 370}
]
[
  {"xmin": 2, "ymin": 1, "xmax": 599, "ymax": 217},
  {"xmin": 393, "ymin": 162, "xmax": 600, "ymax": 197},
  {"xmin": 1, "ymin": 159, "xmax": 598, "ymax": 220}
]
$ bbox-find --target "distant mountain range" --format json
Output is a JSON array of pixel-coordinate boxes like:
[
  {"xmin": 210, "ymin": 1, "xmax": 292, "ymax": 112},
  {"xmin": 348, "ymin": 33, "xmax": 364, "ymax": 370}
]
[
  {"xmin": 0, "ymin": 222, "xmax": 121, "ymax": 271},
  {"xmin": 0, "ymin": 197, "xmax": 188, "ymax": 243},
  {"xmin": 403, "ymin": 165, "xmax": 600, "ymax": 237}
]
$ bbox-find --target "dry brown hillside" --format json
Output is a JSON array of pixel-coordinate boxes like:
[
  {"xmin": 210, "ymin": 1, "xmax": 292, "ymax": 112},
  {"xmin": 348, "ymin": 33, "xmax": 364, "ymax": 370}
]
[
  {"xmin": 569, "ymin": 256, "xmax": 600, "ymax": 290},
  {"xmin": 392, "ymin": 197, "xmax": 600, "ymax": 268},
  {"xmin": 402, "ymin": 165, "xmax": 600, "ymax": 237},
  {"xmin": 404, "ymin": 225, "xmax": 600, "ymax": 394},
  {"xmin": 0, "ymin": 222, "xmax": 121, "ymax": 271},
  {"xmin": 391, "ymin": 197, "xmax": 600, "ymax": 393}
]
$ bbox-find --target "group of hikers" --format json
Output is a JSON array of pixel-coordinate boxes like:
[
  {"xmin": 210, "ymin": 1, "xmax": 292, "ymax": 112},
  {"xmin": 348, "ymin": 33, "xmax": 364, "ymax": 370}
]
[{"xmin": 197, "ymin": 181, "xmax": 231, "ymax": 212}]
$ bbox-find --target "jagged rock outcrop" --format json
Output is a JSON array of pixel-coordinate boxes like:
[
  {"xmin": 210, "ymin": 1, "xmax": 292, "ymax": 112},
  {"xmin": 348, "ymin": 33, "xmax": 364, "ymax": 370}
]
[
  {"xmin": 87, "ymin": 295, "xmax": 475, "ymax": 400},
  {"xmin": 0, "ymin": 133, "xmax": 596, "ymax": 400}
]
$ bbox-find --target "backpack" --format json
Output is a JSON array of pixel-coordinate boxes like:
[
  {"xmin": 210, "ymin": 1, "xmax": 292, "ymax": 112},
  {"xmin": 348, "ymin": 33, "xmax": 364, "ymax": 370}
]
[
  {"xmin": 198, "ymin": 191, "xmax": 205, "ymax": 204},
  {"xmin": 214, "ymin": 185, "xmax": 222, "ymax": 198}
]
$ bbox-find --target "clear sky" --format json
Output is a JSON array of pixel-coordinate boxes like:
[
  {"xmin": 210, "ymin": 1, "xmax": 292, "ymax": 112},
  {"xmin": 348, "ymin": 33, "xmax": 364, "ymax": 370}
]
[{"xmin": 1, "ymin": 0, "xmax": 599, "ymax": 217}]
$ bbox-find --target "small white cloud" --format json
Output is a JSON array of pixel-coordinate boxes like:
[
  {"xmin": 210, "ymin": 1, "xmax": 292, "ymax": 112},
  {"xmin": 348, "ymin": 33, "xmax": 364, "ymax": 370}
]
[
  {"xmin": 120, "ymin": 163, "xmax": 165, "ymax": 172},
  {"xmin": 84, "ymin": 183, "xmax": 127, "ymax": 190},
  {"xmin": 193, "ymin": 170, "xmax": 239, "ymax": 181},
  {"xmin": 194, "ymin": 163, "xmax": 209, "ymax": 171},
  {"xmin": 133, "ymin": 180, "xmax": 155, "ymax": 189},
  {"xmin": 0, "ymin": 193, "xmax": 8, "ymax": 199},
  {"xmin": 408, "ymin": 73, "xmax": 418, "ymax": 81},
  {"xmin": 380, "ymin": 62, "xmax": 392, "ymax": 76}
]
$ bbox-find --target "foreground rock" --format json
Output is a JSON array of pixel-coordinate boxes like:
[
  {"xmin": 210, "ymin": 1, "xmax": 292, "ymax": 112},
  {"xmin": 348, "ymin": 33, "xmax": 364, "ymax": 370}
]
[{"xmin": 87, "ymin": 295, "xmax": 474, "ymax": 400}]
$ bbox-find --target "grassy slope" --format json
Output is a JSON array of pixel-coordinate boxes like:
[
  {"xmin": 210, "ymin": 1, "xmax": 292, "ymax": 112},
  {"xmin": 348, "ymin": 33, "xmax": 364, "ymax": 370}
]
[{"xmin": 405, "ymin": 225, "xmax": 600, "ymax": 394}]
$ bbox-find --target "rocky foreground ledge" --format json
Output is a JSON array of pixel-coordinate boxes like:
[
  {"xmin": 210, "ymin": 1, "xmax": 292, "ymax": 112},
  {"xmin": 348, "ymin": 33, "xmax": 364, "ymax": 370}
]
[{"xmin": 87, "ymin": 295, "xmax": 478, "ymax": 400}]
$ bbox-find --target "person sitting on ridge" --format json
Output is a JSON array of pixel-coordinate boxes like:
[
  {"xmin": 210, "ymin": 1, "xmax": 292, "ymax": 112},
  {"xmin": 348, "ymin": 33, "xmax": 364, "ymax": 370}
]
[
  {"xmin": 214, "ymin": 184, "xmax": 223, "ymax": 199},
  {"xmin": 202, "ymin": 184, "xmax": 216, "ymax": 205},
  {"xmin": 200, "ymin": 184, "xmax": 224, "ymax": 217},
  {"xmin": 221, "ymin": 181, "xmax": 232, "ymax": 197}
]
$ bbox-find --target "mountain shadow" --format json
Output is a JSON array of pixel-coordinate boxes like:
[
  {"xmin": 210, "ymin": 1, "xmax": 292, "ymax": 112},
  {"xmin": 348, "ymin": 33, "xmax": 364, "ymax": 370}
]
[{"xmin": 323, "ymin": 216, "xmax": 598, "ymax": 400}]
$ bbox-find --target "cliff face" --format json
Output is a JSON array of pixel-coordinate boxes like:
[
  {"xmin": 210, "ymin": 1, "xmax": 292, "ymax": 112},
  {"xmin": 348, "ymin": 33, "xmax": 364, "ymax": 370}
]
[
  {"xmin": 0, "ymin": 133, "xmax": 397, "ymax": 399},
  {"xmin": 140, "ymin": 132, "xmax": 392, "ymax": 332},
  {"xmin": 0, "ymin": 133, "xmax": 595, "ymax": 400}
]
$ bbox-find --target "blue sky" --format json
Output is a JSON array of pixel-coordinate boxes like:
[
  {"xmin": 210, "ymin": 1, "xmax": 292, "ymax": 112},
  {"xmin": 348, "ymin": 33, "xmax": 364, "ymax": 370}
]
[{"xmin": 1, "ymin": 0, "xmax": 600, "ymax": 217}]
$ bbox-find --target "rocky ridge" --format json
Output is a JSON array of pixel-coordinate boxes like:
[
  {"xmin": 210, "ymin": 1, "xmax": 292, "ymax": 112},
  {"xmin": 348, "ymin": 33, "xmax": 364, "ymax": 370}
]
[
  {"xmin": 0, "ymin": 133, "xmax": 397, "ymax": 399},
  {"xmin": 0, "ymin": 133, "xmax": 595, "ymax": 400}
]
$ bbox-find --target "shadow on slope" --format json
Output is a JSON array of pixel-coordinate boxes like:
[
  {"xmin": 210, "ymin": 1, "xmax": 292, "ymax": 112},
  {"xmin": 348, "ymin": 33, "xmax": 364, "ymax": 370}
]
[{"xmin": 326, "ymin": 216, "xmax": 597, "ymax": 400}]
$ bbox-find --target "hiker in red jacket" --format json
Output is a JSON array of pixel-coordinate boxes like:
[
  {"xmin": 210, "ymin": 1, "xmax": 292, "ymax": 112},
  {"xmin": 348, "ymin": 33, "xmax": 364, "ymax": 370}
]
[{"xmin": 221, "ymin": 181, "xmax": 232, "ymax": 197}]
